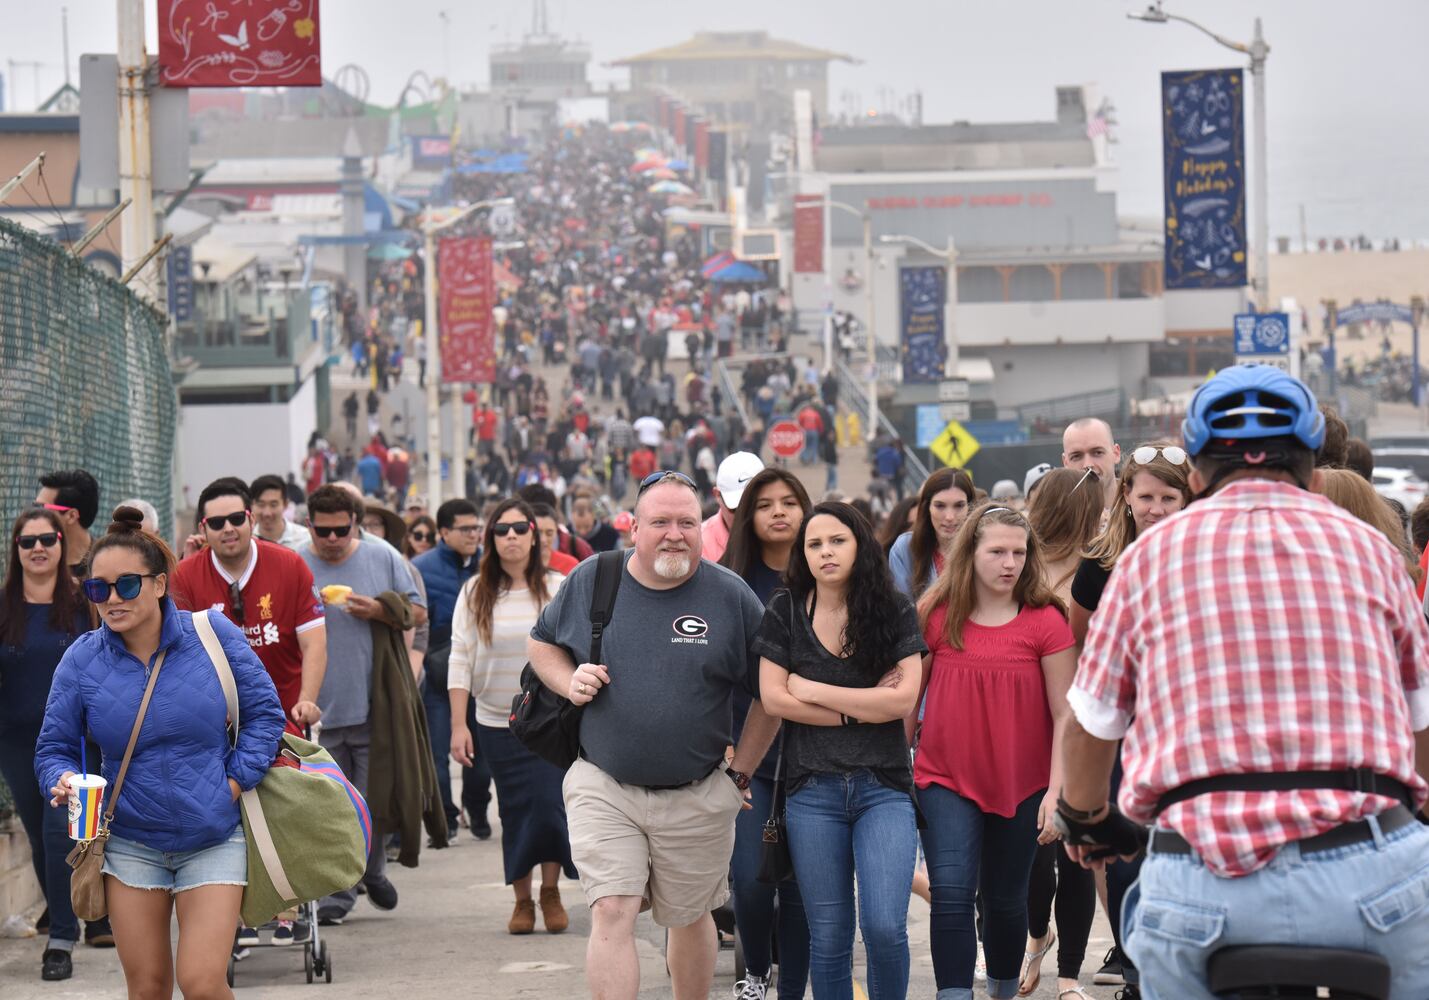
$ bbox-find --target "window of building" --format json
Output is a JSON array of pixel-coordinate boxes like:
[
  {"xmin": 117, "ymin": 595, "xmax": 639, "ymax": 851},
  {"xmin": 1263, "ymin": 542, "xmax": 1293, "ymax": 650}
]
[
  {"xmin": 1009, "ymin": 265, "xmax": 1055, "ymax": 302},
  {"xmin": 957, "ymin": 266, "xmax": 1003, "ymax": 303},
  {"xmin": 1060, "ymin": 263, "xmax": 1106, "ymax": 300},
  {"xmin": 1116, "ymin": 262, "xmax": 1149, "ymax": 299}
]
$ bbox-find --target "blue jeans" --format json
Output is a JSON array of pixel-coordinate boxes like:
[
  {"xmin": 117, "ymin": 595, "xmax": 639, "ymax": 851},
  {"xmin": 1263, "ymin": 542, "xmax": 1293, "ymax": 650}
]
[
  {"xmin": 421, "ymin": 676, "xmax": 458, "ymax": 825},
  {"xmin": 785, "ymin": 770, "xmax": 917, "ymax": 1000},
  {"xmin": 802, "ymin": 429, "xmax": 819, "ymax": 464},
  {"xmin": 0, "ymin": 733, "xmax": 79, "ymax": 947},
  {"xmin": 920, "ymin": 784, "xmax": 1042, "ymax": 1000},
  {"xmin": 1126, "ymin": 815, "xmax": 1429, "ymax": 1000},
  {"xmin": 731, "ymin": 774, "xmax": 810, "ymax": 996}
]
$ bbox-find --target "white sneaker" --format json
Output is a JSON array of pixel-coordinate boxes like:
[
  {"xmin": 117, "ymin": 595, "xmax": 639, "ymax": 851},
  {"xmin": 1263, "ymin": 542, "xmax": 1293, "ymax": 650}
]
[{"xmin": 734, "ymin": 973, "xmax": 769, "ymax": 999}]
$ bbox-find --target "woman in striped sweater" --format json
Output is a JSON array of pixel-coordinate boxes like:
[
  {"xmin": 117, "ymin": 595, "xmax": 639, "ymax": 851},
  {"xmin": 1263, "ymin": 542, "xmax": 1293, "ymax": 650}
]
[{"xmin": 448, "ymin": 497, "xmax": 574, "ymax": 935}]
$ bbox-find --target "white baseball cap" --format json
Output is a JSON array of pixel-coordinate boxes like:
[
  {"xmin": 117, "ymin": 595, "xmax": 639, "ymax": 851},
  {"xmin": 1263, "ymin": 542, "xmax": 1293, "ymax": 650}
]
[
  {"xmin": 990, "ymin": 479, "xmax": 1020, "ymax": 501},
  {"xmin": 1024, "ymin": 463, "xmax": 1054, "ymax": 498},
  {"xmin": 715, "ymin": 451, "xmax": 765, "ymax": 510}
]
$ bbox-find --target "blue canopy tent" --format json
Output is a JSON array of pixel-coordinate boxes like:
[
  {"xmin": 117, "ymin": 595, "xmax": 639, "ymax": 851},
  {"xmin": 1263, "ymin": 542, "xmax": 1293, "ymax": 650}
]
[
  {"xmin": 456, "ymin": 152, "xmax": 530, "ymax": 175},
  {"xmin": 709, "ymin": 261, "xmax": 767, "ymax": 284}
]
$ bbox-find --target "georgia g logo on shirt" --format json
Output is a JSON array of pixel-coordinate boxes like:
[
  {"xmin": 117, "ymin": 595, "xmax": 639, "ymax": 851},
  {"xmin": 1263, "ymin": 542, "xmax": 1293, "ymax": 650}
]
[{"xmin": 672, "ymin": 615, "xmax": 709, "ymax": 645}]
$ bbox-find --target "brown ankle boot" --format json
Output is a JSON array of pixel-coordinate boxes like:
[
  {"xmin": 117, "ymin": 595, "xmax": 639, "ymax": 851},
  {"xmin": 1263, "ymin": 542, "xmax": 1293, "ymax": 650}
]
[
  {"xmin": 508, "ymin": 898, "xmax": 536, "ymax": 935},
  {"xmin": 539, "ymin": 886, "xmax": 568, "ymax": 934}
]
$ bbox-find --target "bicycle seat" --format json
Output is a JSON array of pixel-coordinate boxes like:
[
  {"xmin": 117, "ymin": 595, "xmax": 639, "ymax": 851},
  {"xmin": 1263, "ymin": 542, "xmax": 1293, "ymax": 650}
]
[{"xmin": 1208, "ymin": 945, "xmax": 1391, "ymax": 999}]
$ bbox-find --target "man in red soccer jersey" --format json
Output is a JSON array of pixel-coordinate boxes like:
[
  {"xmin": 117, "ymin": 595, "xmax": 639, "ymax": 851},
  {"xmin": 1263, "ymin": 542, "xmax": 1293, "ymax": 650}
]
[{"xmin": 173, "ymin": 477, "xmax": 327, "ymax": 735}]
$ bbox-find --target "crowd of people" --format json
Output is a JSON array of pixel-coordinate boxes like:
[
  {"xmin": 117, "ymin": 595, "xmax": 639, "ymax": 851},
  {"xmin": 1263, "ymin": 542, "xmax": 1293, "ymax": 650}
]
[
  {"xmin": 5, "ymin": 363, "xmax": 1427, "ymax": 1000},
  {"xmin": 3, "ymin": 111, "xmax": 1427, "ymax": 1000}
]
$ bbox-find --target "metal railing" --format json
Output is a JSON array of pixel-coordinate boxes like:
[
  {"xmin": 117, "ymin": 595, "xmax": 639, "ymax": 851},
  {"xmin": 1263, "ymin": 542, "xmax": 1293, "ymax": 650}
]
[
  {"xmin": 832, "ymin": 357, "xmax": 931, "ymax": 495},
  {"xmin": 1016, "ymin": 387, "xmax": 1127, "ymax": 426}
]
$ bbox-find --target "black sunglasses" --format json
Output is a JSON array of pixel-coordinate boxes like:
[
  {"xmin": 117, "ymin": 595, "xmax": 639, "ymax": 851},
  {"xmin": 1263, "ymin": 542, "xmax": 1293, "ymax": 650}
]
[
  {"xmin": 410, "ymin": 531, "xmax": 433, "ymax": 542},
  {"xmin": 17, "ymin": 532, "xmax": 62, "ymax": 550},
  {"xmin": 310, "ymin": 521, "xmax": 354, "ymax": 539},
  {"xmin": 491, "ymin": 521, "xmax": 534, "ymax": 538},
  {"xmin": 203, "ymin": 511, "xmax": 250, "ymax": 531},
  {"xmin": 83, "ymin": 573, "xmax": 156, "ymax": 603},
  {"xmin": 636, "ymin": 470, "xmax": 698, "ymax": 496}
]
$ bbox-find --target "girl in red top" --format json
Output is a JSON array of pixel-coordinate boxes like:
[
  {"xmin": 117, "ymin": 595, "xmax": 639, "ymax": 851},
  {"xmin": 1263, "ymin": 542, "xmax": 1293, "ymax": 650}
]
[{"xmin": 911, "ymin": 504, "xmax": 1077, "ymax": 1000}]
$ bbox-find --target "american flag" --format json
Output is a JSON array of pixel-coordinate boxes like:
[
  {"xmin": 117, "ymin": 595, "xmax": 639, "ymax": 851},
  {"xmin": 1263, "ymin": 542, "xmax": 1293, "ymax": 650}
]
[{"xmin": 1086, "ymin": 111, "xmax": 1109, "ymax": 139}]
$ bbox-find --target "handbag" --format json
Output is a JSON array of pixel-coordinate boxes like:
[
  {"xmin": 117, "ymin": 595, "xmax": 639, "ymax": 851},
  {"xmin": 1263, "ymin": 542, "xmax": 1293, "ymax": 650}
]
[
  {"xmin": 65, "ymin": 650, "xmax": 168, "ymax": 921},
  {"xmin": 756, "ymin": 733, "xmax": 795, "ymax": 884},
  {"xmin": 510, "ymin": 549, "xmax": 624, "ymax": 769},
  {"xmin": 194, "ymin": 610, "xmax": 372, "ymax": 928}
]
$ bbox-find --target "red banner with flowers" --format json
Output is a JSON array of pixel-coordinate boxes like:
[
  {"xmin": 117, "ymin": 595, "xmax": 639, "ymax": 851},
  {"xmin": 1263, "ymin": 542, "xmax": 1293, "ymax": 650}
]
[
  {"xmin": 439, "ymin": 237, "xmax": 495, "ymax": 385},
  {"xmin": 159, "ymin": 0, "xmax": 322, "ymax": 87}
]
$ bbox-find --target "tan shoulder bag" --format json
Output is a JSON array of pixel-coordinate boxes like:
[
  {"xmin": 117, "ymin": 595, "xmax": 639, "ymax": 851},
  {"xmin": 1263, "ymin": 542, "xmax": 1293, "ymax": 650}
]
[{"xmin": 65, "ymin": 651, "xmax": 167, "ymax": 921}]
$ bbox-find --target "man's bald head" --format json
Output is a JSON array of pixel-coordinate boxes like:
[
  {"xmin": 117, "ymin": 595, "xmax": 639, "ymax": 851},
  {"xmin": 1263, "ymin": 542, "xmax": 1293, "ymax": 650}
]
[{"xmin": 1062, "ymin": 418, "xmax": 1120, "ymax": 505}]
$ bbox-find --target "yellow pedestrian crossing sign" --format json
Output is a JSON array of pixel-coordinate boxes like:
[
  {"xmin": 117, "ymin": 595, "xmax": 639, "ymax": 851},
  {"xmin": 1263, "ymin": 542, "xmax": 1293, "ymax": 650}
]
[{"xmin": 930, "ymin": 420, "xmax": 980, "ymax": 468}]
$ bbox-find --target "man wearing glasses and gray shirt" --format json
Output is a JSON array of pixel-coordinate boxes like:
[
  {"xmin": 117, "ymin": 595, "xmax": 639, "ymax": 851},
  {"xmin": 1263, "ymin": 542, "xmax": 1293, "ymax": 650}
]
[{"xmin": 528, "ymin": 471, "xmax": 780, "ymax": 1000}]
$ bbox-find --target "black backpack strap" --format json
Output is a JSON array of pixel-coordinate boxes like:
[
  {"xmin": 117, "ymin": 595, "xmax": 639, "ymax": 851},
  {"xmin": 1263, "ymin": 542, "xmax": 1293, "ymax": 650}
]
[{"xmin": 587, "ymin": 550, "xmax": 626, "ymax": 665}]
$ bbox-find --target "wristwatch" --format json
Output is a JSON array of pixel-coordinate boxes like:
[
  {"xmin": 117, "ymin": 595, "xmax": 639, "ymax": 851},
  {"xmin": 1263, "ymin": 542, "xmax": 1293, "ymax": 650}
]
[{"xmin": 725, "ymin": 767, "xmax": 751, "ymax": 791}]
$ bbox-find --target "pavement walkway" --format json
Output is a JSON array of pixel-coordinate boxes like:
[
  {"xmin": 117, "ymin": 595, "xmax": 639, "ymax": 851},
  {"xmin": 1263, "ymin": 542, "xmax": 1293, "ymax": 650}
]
[{"xmin": 0, "ymin": 768, "xmax": 1116, "ymax": 998}]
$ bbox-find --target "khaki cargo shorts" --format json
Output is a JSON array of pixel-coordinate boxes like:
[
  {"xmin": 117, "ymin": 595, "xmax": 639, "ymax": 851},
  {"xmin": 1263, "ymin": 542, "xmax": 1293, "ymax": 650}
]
[{"xmin": 563, "ymin": 757, "xmax": 745, "ymax": 928}]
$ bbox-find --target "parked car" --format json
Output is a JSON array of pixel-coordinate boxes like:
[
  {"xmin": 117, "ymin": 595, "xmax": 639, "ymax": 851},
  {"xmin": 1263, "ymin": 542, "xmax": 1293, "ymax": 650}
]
[
  {"xmin": 1371, "ymin": 466, "xmax": 1428, "ymax": 510},
  {"xmin": 1372, "ymin": 449, "xmax": 1429, "ymax": 483}
]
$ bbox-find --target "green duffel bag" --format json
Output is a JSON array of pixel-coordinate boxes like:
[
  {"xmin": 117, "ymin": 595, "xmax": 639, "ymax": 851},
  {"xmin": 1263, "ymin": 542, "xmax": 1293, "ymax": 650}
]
[{"xmin": 194, "ymin": 611, "xmax": 372, "ymax": 928}]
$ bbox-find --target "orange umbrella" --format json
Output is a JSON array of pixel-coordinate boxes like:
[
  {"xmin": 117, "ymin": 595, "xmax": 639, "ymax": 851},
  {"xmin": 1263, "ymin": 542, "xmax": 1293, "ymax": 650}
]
[{"xmin": 631, "ymin": 158, "xmax": 665, "ymax": 173}]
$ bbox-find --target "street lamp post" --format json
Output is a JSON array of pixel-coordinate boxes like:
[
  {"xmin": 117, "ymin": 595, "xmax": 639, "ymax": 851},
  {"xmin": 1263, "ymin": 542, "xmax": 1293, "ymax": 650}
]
[
  {"xmin": 421, "ymin": 198, "xmax": 513, "ymax": 506},
  {"xmin": 1129, "ymin": 2, "xmax": 1271, "ymax": 311},
  {"xmin": 820, "ymin": 199, "xmax": 878, "ymax": 437}
]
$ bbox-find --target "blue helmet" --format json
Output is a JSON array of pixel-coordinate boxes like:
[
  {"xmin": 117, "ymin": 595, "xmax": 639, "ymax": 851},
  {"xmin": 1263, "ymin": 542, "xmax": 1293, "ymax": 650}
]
[{"xmin": 1181, "ymin": 364, "xmax": 1325, "ymax": 457}]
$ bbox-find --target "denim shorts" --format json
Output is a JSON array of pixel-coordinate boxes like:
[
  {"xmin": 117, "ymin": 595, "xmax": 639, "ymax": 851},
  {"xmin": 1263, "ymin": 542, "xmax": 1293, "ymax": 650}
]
[{"xmin": 103, "ymin": 827, "xmax": 247, "ymax": 894}]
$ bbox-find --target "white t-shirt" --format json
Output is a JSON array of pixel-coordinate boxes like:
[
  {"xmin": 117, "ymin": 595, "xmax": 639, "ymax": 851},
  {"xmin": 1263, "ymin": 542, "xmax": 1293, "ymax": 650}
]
[{"xmin": 633, "ymin": 415, "xmax": 665, "ymax": 447}]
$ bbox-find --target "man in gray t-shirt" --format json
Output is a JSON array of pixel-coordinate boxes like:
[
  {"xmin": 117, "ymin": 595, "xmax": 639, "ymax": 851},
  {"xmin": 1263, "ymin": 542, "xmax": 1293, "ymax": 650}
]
[
  {"xmin": 299, "ymin": 485, "xmax": 423, "ymax": 919},
  {"xmin": 528, "ymin": 473, "xmax": 780, "ymax": 1000}
]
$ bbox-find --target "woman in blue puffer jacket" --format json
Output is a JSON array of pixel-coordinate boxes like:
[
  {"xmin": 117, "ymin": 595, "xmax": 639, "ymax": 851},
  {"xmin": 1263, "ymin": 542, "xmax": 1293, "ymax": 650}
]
[{"xmin": 35, "ymin": 506, "xmax": 283, "ymax": 1000}]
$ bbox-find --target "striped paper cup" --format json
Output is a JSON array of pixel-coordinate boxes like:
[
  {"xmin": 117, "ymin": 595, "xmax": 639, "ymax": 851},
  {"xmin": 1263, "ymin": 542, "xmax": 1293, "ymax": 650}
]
[{"xmin": 66, "ymin": 774, "xmax": 107, "ymax": 841}]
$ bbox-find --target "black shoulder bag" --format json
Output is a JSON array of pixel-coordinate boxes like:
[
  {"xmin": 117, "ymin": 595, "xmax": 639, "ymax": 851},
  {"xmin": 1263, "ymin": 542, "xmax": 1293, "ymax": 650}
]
[
  {"xmin": 756, "ymin": 732, "xmax": 795, "ymax": 883},
  {"xmin": 510, "ymin": 549, "xmax": 624, "ymax": 769}
]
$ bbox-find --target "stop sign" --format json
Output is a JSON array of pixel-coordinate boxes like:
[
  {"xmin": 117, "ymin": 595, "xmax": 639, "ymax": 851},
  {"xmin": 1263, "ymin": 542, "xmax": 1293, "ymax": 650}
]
[{"xmin": 766, "ymin": 420, "xmax": 804, "ymax": 458}]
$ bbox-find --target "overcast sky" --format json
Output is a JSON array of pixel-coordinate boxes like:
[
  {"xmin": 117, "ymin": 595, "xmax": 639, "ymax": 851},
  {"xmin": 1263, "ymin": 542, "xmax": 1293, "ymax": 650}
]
[{"xmin": 4, "ymin": 1, "xmax": 1427, "ymax": 238}]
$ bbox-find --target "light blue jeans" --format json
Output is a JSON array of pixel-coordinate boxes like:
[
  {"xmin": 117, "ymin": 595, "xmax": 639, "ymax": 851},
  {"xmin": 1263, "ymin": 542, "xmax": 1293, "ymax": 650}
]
[
  {"xmin": 785, "ymin": 770, "xmax": 917, "ymax": 1000},
  {"xmin": 1126, "ymin": 815, "xmax": 1429, "ymax": 1000}
]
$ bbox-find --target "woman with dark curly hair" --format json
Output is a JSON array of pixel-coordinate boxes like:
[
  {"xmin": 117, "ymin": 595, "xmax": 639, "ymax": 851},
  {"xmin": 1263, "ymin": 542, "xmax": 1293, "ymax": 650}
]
[{"xmin": 754, "ymin": 501, "xmax": 928, "ymax": 999}]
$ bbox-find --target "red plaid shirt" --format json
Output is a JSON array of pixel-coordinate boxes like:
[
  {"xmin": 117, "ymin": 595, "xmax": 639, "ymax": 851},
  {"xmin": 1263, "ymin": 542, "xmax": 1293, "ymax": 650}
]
[{"xmin": 1071, "ymin": 480, "xmax": 1429, "ymax": 876}]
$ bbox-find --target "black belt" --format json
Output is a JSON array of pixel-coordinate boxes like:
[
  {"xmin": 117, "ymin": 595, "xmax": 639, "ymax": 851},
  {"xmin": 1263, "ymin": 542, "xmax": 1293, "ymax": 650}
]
[
  {"xmin": 1150, "ymin": 805, "xmax": 1416, "ymax": 857},
  {"xmin": 1155, "ymin": 768, "xmax": 1416, "ymax": 816},
  {"xmin": 579, "ymin": 750, "xmax": 721, "ymax": 791}
]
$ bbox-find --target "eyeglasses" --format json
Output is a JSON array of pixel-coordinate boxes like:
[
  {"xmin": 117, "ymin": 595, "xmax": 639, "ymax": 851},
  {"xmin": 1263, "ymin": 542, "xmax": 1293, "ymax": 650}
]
[
  {"xmin": 82, "ymin": 573, "xmax": 156, "ymax": 603},
  {"xmin": 33, "ymin": 502, "xmax": 74, "ymax": 513},
  {"xmin": 491, "ymin": 521, "xmax": 534, "ymax": 538},
  {"xmin": 1073, "ymin": 467, "xmax": 1101, "ymax": 492},
  {"xmin": 309, "ymin": 521, "xmax": 354, "ymax": 539},
  {"xmin": 410, "ymin": 531, "xmax": 433, "ymax": 543},
  {"xmin": 636, "ymin": 470, "xmax": 698, "ymax": 496},
  {"xmin": 450, "ymin": 524, "xmax": 482, "ymax": 535},
  {"xmin": 229, "ymin": 580, "xmax": 245, "ymax": 623},
  {"xmin": 202, "ymin": 511, "xmax": 250, "ymax": 531},
  {"xmin": 17, "ymin": 532, "xmax": 62, "ymax": 550},
  {"xmin": 1131, "ymin": 445, "xmax": 1189, "ymax": 467}
]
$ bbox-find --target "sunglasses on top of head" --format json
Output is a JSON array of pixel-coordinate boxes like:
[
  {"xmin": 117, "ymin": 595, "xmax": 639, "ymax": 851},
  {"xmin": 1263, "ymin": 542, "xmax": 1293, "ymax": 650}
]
[
  {"xmin": 1131, "ymin": 445, "xmax": 1188, "ymax": 467},
  {"xmin": 491, "ymin": 521, "xmax": 534, "ymax": 538},
  {"xmin": 309, "ymin": 521, "xmax": 354, "ymax": 539},
  {"xmin": 83, "ymin": 573, "xmax": 156, "ymax": 603},
  {"xmin": 636, "ymin": 470, "xmax": 698, "ymax": 495},
  {"xmin": 202, "ymin": 511, "xmax": 250, "ymax": 531},
  {"xmin": 17, "ymin": 531, "xmax": 62, "ymax": 550}
]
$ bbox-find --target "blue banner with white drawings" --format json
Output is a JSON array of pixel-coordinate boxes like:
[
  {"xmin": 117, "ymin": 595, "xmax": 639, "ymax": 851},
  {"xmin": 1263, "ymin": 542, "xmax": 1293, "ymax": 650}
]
[{"xmin": 1162, "ymin": 68, "xmax": 1247, "ymax": 290}]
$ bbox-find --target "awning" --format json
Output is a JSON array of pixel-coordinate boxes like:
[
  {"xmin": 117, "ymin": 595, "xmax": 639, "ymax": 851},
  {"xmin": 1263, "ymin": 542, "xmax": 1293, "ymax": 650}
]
[
  {"xmin": 709, "ymin": 261, "xmax": 767, "ymax": 284},
  {"xmin": 700, "ymin": 251, "xmax": 735, "ymax": 278}
]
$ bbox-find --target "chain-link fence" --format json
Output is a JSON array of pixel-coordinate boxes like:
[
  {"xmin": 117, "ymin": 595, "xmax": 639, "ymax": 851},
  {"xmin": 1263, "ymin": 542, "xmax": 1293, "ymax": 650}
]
[{"xmin": 0, "ymin": 217, "xmax": 175, "ymax": 536}]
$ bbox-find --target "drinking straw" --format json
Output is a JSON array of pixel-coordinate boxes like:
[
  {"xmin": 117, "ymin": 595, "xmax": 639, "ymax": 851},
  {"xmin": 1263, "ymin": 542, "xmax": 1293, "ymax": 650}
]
[{"xmin": 80, "ymin": 711, "xmax": 86, "ymax": 779}]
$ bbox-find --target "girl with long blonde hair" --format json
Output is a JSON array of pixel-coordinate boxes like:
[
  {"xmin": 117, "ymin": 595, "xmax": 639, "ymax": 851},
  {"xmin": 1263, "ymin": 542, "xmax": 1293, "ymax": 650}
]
[{"xmin": 911, "ymin": 504, "xmax": 1077, "ymax": 1000}]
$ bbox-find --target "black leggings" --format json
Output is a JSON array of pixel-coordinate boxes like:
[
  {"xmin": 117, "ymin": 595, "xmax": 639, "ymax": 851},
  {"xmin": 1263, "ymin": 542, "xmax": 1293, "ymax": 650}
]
[{"xmin": 1026, "ymin": 840, "xmax": 1096, "ymax": 980}]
